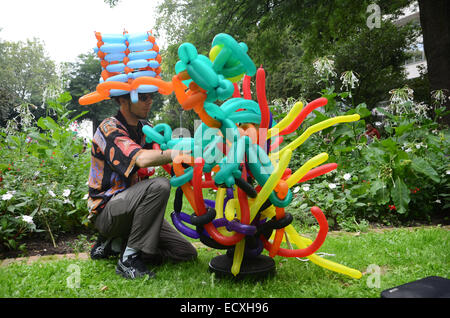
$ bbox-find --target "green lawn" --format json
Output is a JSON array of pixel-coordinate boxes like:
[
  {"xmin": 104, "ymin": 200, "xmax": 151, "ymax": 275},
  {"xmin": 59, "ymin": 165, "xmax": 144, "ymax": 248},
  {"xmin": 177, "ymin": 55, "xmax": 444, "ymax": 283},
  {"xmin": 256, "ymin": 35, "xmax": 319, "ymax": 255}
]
[{"xmin": 1, "ymin": 226, "xmax": 448, "ymax": 298}]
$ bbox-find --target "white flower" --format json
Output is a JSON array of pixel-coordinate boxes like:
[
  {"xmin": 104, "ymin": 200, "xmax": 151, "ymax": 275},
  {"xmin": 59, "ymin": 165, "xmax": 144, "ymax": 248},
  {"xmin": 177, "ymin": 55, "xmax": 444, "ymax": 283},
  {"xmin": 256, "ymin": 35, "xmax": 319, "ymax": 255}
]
[
  {"xmin": 83, "ymin": 193, "xmax": 89, "ymax": 200},
  {"xmin": 2, "ymin": 193, "xmax": 13, "ymax": 201},
  {"xmin": 62, "ymin": 189, "xmax": 71, "ymax": 197},
  {"xmin": 328, "ymin": 183, "xmax": 337, "ymax": 189},
  {"xmin": 302, "ymin": 185, "xmax": 310, "ymax": 191},
  {"xmin": 343, "ymin": 173, "xmax": 351, "ymax": 181},
  {"xmin": 340, "ymin": 71, "xmax": 359, "ymax": 94},
  {"xmin": 446, "ymin": 170, "xmax": 450, "ymax": 175},
  {"xmin": 405, "ymin": 148, "xmax": 412, "ymax": 153},
  {"xmin": 415, "ymin": 144, "xmax": 421, "ymax": 149},
  {"xmin": 313, "ymin": 56, "xmax": 337, "ymax": 80},
  {"xmin": 434, "ymin": 199, "xmax": 441, "ymax": 204},
  {"xmin": 48, "ymin": 190, "xmax": 56, "ymax": 197},
  {"xmin": 293, "ymin": 186, "xmax": 300, "ymax": 194},
  {"xmin": 20, "ymin": 215, "xmax": 34, "ymax": 225}
]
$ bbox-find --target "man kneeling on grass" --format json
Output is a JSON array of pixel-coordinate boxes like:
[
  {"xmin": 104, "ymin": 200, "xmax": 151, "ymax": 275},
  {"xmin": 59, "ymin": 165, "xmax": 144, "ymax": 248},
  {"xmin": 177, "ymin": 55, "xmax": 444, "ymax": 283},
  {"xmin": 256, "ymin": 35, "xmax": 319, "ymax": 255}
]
[{"xmin": 87, "ymin": 92, "xmax": 197, "ymax": 280}]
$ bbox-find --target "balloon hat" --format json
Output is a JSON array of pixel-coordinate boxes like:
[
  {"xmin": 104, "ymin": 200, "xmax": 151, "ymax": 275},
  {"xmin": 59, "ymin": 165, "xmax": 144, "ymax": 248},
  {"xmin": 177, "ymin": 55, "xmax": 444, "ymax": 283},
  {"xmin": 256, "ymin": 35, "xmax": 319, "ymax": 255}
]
[
  {"xmin": 79, "ymin": 31, "xmax": 363, "ymax": 279},
  {"xmin": 79, "ymin": 30, "xmax": 171, "ymax": 105}
]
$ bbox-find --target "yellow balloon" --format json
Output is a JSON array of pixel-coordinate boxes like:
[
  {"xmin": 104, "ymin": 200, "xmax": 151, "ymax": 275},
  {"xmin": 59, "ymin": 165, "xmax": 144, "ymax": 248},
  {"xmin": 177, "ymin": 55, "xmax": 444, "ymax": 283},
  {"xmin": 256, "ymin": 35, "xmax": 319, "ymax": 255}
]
[
  {"xmin": 286, "ymin": 152, "xmax": 329, "ymax": 188},
  {"xmin": 225, "ymin": 198, "xmax": 239, "ymax": 221},
  {"xmin": 263, "ymin": 207, "xmax": 362, "ymax": 279},
  {"xmin": 249, "ymin": 149, "xmax": 292, "ymax": 222},
  {"xmin": 285, "ymin": 226, "xmax": 362, "ymax": 279},
  {"xmin": 267, "ymin": 101, "xmax": 303, "ymax": 139},
  {"xmin": 216, "ymin": 187, "xmax": 235, "ymax": 237},
  {"xmin": 275, "ymin": 114, "xmax": 360, "ymax": 157},
  {"xmin": 209, "ymin": 45, "xmax": 222, "ymax": 61},
  {"xmin": 209, "ymin": 45, "xmax": 244, "ymax": 83},
  {"xmin": 231, "ymin": 238, "xmax": 246, "ymax": 276},
  {"xmin": 215, "ymin": 187, "xmax": 226, "ymax": 218}
]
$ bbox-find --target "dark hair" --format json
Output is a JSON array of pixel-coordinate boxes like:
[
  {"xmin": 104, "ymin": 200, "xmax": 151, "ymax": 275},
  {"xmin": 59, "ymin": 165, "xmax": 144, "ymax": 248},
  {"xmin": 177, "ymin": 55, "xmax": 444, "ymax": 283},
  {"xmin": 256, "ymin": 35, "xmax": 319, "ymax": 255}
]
[
  {"xmin": 112, "ymin": 92, "xmax": 156, "ymax": 104},
  {"xmin": 112, "ymin": 94, "xmax": 130, "ymax": 105}
]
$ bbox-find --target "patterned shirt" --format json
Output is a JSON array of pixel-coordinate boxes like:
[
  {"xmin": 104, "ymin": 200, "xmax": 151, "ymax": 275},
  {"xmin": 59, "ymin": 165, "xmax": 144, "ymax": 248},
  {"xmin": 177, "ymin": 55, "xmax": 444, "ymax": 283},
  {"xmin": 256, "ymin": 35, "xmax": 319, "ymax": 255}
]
[{"xmin": 87, "ymin": 111, "xmax": 153, "ymax": 219}]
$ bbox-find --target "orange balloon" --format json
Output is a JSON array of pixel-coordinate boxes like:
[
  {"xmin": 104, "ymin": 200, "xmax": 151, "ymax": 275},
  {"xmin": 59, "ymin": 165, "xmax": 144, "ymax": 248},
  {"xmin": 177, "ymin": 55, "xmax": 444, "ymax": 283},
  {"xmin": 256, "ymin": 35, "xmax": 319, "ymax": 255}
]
[
  {"xmin": 172, "ymin": 75, "xmax": 188, "ymax": 104},
  {"xmin": 79, "ymin": 92, "xmax": 104, "ymax": 106},
  {"xmin": 97, "ymin": 81, "xmax": 130, "ymax": 97},
  {"xmin": 173, "ymin": 154, "xmax": 197, "ymax": 211},
  {"xmin": 269, "ymin": 207, "xmax": 286, "ymax": 258}
]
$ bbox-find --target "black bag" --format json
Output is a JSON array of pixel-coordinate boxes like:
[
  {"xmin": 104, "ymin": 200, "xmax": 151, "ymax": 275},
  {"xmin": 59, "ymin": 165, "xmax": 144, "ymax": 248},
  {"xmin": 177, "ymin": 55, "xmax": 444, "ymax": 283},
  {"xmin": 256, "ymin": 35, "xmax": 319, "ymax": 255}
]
[{"xmin": 381, "ymin": 276, "xmax": 450, "ymax": 298}]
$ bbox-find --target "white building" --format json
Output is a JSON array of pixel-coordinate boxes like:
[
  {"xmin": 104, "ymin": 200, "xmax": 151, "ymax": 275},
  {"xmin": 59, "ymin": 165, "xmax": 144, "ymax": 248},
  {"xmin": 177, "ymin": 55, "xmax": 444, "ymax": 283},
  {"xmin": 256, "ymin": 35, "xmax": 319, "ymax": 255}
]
[{"xmin": 393, "ymin": 2, "xmax": 427, "ymax": 79}]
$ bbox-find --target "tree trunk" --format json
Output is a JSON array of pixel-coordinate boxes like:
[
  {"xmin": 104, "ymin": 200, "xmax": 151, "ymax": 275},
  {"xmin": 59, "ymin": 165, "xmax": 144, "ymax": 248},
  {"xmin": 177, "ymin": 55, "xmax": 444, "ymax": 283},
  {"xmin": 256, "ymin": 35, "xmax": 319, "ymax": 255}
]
[{"xmin": 418, "ymin": 0, "xmax": 450, "ymax": 125}]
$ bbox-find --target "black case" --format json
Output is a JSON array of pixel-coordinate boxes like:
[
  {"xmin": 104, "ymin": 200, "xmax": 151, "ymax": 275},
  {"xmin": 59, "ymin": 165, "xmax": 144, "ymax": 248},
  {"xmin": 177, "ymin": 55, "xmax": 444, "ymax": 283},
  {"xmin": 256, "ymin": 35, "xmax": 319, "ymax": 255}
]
[{"xmin": 381, "ymin": 276, "xmax": 450, "ymax": 298}]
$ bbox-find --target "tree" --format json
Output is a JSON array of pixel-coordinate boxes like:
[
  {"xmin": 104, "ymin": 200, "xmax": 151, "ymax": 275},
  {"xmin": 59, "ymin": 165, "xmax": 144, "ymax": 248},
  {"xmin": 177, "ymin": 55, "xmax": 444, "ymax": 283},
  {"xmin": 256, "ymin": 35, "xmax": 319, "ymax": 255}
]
[
  {"xmin": 65, "ymin": 52, "xmax": 116, "ymax": 125},
  {"xmin": 0, "ymin": 38, "xmax": 57, "ymax": 126},
  {"xmin": 418, "ymin": 0, "xmax": 450, "ymax": 124},
  {"xmin": 155, "ymin": 1, "xmax": 416, "ymax": 105}
]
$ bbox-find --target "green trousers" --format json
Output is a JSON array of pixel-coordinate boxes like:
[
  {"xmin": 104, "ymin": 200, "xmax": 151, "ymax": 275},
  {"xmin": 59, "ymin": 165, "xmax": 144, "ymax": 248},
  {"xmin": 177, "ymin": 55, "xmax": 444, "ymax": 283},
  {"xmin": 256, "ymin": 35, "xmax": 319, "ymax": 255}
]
[{"xmin": 94, "ymin": 177, "xmax": 197, "ymax": 262}]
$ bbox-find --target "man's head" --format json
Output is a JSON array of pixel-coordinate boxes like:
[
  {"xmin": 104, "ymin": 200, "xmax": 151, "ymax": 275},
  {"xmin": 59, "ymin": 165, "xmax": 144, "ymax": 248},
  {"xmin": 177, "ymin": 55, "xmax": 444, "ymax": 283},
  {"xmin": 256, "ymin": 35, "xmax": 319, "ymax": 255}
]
[{"xmin": 114, "ymin": 93, "xmax": 154, "ymax": 122}]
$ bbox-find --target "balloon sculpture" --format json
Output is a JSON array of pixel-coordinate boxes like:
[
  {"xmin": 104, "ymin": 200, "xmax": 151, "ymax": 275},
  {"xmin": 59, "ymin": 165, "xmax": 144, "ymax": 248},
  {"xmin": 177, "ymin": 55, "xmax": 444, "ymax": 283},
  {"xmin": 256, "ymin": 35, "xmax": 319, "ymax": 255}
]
[{"xmin": 80, "ymin": 31, "xmax": 362, "ymax": 279}]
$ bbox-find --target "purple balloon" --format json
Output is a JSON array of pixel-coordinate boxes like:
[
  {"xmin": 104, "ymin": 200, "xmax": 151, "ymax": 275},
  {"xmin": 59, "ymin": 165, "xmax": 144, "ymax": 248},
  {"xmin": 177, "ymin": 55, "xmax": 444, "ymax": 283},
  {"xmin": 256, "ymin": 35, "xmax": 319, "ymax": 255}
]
[
  {"xmin": 171, "ymin": 211, "xmax": 199, "ymax": 239},
  {"xmin": 204, "ymin": 199, "xmax": 215, "ymax": 208},
  {"xmin": 226, "ymin": 187, "xmax": 234, "ymax": 199},
  {"xmin": 226, "ymin": 219, "xmax": 257, "ymax": 236}
]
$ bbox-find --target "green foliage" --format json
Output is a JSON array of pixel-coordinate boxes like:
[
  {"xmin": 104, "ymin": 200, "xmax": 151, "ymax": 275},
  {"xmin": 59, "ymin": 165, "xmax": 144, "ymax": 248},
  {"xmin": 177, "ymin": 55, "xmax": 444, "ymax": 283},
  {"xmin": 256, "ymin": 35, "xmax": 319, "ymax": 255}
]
[
  {"xmin": 0, "ymin": 93, "xmax": 90, "ymax": 251},
  {"xmin": 0, "ymin": 37, "xmax": 58, "ymax": 126},
  {"xmin": 280, "ymin": 66, "xmax": 449, "ymax": 229},
  {"xmin": 64, "ymin": 52, "xmax": 118, "ymax": 124}
]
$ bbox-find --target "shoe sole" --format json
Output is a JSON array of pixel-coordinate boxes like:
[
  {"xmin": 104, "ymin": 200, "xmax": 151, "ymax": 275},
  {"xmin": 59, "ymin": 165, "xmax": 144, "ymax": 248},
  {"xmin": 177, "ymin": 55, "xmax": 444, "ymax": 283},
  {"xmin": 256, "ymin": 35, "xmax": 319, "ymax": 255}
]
[{"xmin": 115, "ymin": 265, "xmax": 156, "ymax": 280}]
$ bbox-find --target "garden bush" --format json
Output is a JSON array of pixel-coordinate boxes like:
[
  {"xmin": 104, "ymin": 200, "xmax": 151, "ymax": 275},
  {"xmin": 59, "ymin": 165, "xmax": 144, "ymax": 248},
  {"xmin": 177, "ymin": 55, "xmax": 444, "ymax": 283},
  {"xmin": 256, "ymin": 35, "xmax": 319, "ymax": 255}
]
[
  {"xmin": 278, "ymin": 59, "xmax": 450, "ymax": 229},
  {"xmin": 0, "ymin": 92, "xmax": 90, "ymax": 251}
]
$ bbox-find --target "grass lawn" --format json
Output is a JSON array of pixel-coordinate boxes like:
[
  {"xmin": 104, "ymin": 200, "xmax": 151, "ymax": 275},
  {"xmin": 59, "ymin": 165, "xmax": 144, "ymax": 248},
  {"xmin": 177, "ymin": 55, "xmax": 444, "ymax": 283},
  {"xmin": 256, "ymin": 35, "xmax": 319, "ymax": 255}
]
[{"xmin": 0, "ymin": 226, "xmax": 448, "ymax": 298}]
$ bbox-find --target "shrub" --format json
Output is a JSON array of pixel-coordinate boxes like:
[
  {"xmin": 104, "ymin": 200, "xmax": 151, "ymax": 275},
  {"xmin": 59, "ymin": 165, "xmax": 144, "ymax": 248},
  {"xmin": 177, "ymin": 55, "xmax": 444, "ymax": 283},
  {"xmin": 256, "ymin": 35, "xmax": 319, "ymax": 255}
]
[
  {"xmin": 277, "ymin": 60, "xmax": 449, "ymax": 229},
  {"xmin": 0, "ymin": 92, "xmax": 90, "ymax": 250}
]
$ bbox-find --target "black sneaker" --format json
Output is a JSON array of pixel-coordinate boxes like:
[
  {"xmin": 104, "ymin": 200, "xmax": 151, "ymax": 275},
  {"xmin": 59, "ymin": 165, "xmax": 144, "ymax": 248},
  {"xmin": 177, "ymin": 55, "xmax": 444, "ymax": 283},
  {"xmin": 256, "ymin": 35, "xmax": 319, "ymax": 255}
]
[
  {"xmin": 116, "ymin": 253, "xmax": 156, "ymax": 280},
  {"xmin": 90, "ymin": 236, "xmax": 120, "ymax": 260}
]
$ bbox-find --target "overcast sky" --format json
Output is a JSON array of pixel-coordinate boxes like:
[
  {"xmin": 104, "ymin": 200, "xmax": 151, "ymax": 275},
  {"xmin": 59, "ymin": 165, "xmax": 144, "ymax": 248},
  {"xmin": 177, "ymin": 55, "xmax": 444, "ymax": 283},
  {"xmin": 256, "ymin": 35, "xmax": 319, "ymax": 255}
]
[{"xmin": 0, "ymin": 0, "xmax": 165, "ymax": 64}]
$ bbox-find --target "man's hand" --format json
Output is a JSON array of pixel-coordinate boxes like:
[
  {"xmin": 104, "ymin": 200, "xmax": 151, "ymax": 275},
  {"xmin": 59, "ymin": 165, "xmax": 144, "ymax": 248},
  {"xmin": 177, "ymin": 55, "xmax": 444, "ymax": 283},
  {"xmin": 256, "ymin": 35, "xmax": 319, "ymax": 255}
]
[{"xmin": 135, "ymin": 148, "xmax": 192, "ymax": 168}]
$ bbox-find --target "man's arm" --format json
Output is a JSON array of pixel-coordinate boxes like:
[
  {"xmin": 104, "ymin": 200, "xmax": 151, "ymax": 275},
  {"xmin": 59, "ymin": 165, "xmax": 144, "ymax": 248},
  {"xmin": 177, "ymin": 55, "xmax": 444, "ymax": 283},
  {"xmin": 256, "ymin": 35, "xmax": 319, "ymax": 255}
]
[{"xmin": 135, "ymin": 149, "xmax": 173, "ymax": 168}]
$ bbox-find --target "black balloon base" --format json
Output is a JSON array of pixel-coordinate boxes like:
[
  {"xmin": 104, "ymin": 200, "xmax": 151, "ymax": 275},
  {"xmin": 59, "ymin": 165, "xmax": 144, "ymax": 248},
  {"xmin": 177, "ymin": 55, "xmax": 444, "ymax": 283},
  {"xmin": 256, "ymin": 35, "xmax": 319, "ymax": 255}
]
[{"xmin": 208, "ymin": 254, "xmax": 276, "ymax": 280}]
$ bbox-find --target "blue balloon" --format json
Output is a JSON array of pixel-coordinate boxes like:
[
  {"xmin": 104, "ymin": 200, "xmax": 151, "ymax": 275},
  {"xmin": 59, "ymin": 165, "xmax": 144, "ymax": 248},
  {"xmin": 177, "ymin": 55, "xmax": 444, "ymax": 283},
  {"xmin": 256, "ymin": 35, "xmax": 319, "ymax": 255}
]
[
  {"xmin": 129, "ymin": 41, "xmax": 153, "ymax": 52},
  {"xmin": 100, "ymin": 43, "xmax": 127, "ymax": 53}
]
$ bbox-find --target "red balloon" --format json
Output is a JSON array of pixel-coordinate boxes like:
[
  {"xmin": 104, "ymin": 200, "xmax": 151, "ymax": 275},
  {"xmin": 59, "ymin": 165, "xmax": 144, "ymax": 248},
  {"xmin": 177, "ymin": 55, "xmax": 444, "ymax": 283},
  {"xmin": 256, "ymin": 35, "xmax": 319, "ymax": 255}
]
[
  {"xmin": 269, "ymin": 136, "xmax": 284, "ymax": 152},
  {"xmin": 280, "ymin": 97, "xmax": 328, "ymax": 135},
  {"xmin": 256, "ymin": 66, "xmax": 270, "ymax": 150},
  {"xmin": 232, "ymin": 82, "xmax": 241, "ymax": 98},
  {"xmin": 262, "ymin": 206, "xmax": 328, "ymax": 257},
  {"xmin": 192, "ymin": 157, "xmax": 244, "ymax": 246},
  {"xmin": 298, "ymin": 163, "xmax": 338, "ymax": 183},
  {"xmin": 242, "ymin": 75, "xmax": 252, "ymax": 100}
]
